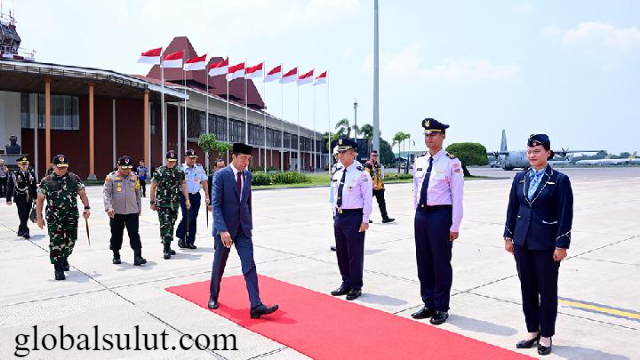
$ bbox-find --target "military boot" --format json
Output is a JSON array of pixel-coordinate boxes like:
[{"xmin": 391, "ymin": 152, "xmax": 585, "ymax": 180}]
[
  {"xmin": 133, "ymin": 249, "xmax": 147, "ymax": 266},
  {"xmin": 62, "ymin": 258, "xmax": 70, "ymax": 271},
  {"xmin": 163, "ymin": 243, "xmax": 172, "ymax": 259},
  {"xmin": 54, "ymin": 261, "xmax": 65, "ymax": 281},
  {"xmin": 112, "ymin": 250, "xmax": 121, "ymax": 264}
]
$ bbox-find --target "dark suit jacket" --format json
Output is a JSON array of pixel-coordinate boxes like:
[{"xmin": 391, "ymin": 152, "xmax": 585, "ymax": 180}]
[
  {"xmin": 211, "ymin": 166, "xmax": 253, "ymax": 239},
  {"xmin": 504, "ymin": 166, "xmax": 573, "ymax": 250}
]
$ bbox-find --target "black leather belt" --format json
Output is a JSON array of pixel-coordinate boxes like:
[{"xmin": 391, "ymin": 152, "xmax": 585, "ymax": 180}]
[
  {"xmin": 418, "ymin": 204, "xmax": 452, "ymax": 211},
  {"xmin": 336, "ymin": 208, "xmax": 363, "ymax": 214}
]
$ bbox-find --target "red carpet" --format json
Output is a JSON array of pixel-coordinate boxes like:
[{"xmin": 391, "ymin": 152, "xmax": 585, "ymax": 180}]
[{"xmin": 166, "ymin": 276, "xmax": 533, "ymax": 359}]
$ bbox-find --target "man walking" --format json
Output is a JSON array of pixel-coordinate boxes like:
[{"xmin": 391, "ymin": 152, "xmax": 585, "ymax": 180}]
[
  {"xmin": 6, "ymin": 156, "xmax": 37, "ymax": 239},
  {"xmin": 176, "ymin": 149, "xmax": 210, "ymax": 249}
]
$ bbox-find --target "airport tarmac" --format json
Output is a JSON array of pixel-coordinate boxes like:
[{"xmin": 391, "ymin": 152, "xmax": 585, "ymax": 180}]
[{"xmin": 0, "ymin": 167, "xmax": 638, "ymax": 359}]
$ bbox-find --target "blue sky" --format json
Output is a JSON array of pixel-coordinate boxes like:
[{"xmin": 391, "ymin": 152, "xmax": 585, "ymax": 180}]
[{"xmin": 17, "ymin": 0, "xmax": 640, "ymax": 153}]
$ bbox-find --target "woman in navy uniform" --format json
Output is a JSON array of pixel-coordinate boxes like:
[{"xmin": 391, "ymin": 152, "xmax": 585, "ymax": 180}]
[{"xmin": 503, "ymin": 134, "xmax": 573, "ymax": 356}]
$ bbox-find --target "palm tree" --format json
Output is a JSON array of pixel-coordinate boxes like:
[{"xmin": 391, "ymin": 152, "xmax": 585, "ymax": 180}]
[
  {"xmin": 335, "ymin": 118, "xmax": 352, "ymax": 138},
  {"xmin": 359, "ymin": 124, "xmax": 374, "ymax": 154},
  {"xmin": 392, "ymin": 131, "xmax": 411, "ymax": 173},
  {"xmin": 322, "ymin": 131, "xmax": 340, "ymax": 151}
]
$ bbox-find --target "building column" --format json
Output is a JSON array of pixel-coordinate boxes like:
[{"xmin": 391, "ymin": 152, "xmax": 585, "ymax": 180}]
[
  {"xmin": 113, "ymin": 99, "xmax": 117, "ymax": 167},
  {"xmin": 87, "ymin": 82, "xmax": 97, "ymax": 180},
  {"xmin": 45, "ymin": 78, "xmax": 51, "ymax": 168},
  {"xmin": 144, "ymin": 90, "xmax": 150, "ymax": 169}
]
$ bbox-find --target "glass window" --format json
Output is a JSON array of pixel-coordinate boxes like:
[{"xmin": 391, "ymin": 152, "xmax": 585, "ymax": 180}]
[{"xmin": 20, "ymin": 93, "xmax": 80, "ymax": 131}]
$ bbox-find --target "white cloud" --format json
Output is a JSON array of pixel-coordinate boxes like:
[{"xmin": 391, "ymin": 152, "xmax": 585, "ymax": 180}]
[
  {"xmin": 361, "ymin": 43, "xmax": 520, "ymax": 82},
  {"xmin": 549, "ymin": 22, "xmax": 640, "ymax": 51}
]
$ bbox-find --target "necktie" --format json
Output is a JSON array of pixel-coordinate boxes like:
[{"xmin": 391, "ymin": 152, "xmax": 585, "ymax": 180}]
[
  {"xmin": 418, "ymin": 157, "xmax": 434, "ymax": 207},
  {"xmin": 336, "ymin": 169, "xmax": 347, "ymax": 208},
  {"xmin": 236, "ymin": 171, "xmax": 242, "ymax": 197},
  {"xmin": 528, "ymin": 170, "xmax": 544, "ymax": 200}
]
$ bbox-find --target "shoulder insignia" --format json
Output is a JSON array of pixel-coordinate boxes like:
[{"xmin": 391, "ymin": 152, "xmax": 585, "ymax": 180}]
[
  {"xmin": 417, "ymin": 152, "xmax": 428, "ymax": 158},
  {"xmin": 105, "ymin": 176, "xmax": 111, "ymax": 182},
  {"xmin": 446, "ymin": 152, "xmax": 457, "ymax": 159},
  {"xmin": 356, "ymin": 165, "xmax": 364, "ymax": 171}
]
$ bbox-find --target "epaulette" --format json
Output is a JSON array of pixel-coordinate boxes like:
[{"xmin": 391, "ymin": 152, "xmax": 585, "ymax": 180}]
[
  {"xmin": 417, "ymin": 152, "xmax": 428, "ymax": 158},
  {"xmin": 446, "ymin": 152, "xmax": 457, "ymax": 159},
  {"xmin": 356, "ymin": 165, "xmax": 364, "ymax": 171}
]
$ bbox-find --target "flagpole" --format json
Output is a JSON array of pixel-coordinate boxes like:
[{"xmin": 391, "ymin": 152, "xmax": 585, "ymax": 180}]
[
  {"xmin": 327, "ymin": 72, "xmax": 331, "ymax": 174},
  {"xmin": 297, "ymin": 68, "xmax": 301, "ymax": 173},
  {"xmin": 183, "ymin": 66, "xmax": 188, "ymax": 155},
  {"xmin": 263, "ymin": 62, "xmax": 267, "ymax": 172},
  {"xmin": 226, "ymin": 74, "xmax": 230, "ymax": 164},
  {"xmin": 280, "ymin": 63, "xmax": 284, "ymax": 173},
  {"xmin": 313, "ymin": 82, "xmax": 317, "ymax": 172},
  {"xmin": 244, "ymin": 60, "xmax": 249, "ymax": 146},
  {"xmin": 161, "ymin": 56, "xmax": 167, "ymax": 157},
  {"xmin": 205, "ymin": 64, "xmax": 210, "ymax": 170}
]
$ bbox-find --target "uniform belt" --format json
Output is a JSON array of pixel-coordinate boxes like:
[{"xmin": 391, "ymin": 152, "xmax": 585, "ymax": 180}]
[
  {"xmin": 335, "ymin": 208, "xmax": 363, "ymax": 214},
  {"xmin": 418, "ymin": 204, "xmax": 452, "ymax": 211}
]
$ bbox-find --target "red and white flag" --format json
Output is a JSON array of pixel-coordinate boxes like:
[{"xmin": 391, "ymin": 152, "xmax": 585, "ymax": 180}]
[
  {"xmin": 209, "ymin": 57, "xmax": 229, "ymax": 77},
  {"xmin": 314, "ymin": 71, "xmax": 327, "ymax": 86},
  {"xmin": 184, "ymin": 54, "xmax": 207, "ymax": 71},
  {"xmin": 298, "ymin": 69, "xmax": 314, "ymax": 86},
  {"xmin": 245, "ymin": 62, "xmax": 264, "ymax": 79},
  {"xmin": 138, "ymin": 47, "xmax": 162, "ymax": 64},
  {"xmin": 227, "ymin": 62, "xmax": 246, "ymax": 80},
  {"xmin": 162, "ymin": 51, "xmax": 184, "ymax": 68},
  {"xmin": 264, "ymin": 65, "xmax": 282, "ymax": 82},
  {"xmin": 280, "ymin": 67, "xmax": 298, "ymax": 84}
]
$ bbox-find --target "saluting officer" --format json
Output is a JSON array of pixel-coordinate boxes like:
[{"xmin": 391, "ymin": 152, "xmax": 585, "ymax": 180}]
[
  {"xmin": 176, "ymin": 149, "xmax": 210, "ymax": 249},
  {"xmin": 6, "ymin": 156, "xmax": 37, "ymax": 239},
  {"xmin": 411, "ymin": 118, "xmax": 464, "ymax": 325},
  {"xmin": 504, "ymin": 134, "xmax": 573, "ymax": 356},
  {"xmin": 329, "ymin": 138, "xmax": 372, "ymax": 301},
  {"xmin": 150, "ymin": 150, "xmax": 189, "ymax": 259},
  {"xmin": 36, "ymin": 155, "xmax": 91, "ymax": 281},
  {"xmin": 103, "ymin": 155, "xmax": 146, "ymax": 266}
]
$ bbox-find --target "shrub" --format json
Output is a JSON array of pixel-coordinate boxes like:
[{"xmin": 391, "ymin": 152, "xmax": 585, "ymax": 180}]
[
  {"xmin": 272, "ymin": 171, "xmax": 311, "ymax": 184},
  {"xmin": 251, "ymin": 172, "xmax": 272, "ymax": 186},
  {"xmin": 385, "ymin": 173, "xmax": 413, "ymax": 180}
]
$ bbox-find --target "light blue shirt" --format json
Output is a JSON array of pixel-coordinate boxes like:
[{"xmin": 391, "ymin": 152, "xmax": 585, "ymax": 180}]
[
  {"xmin": 181, "ymin": 163, "xmax": 208, "ymax": 194},
  {"xmin": 527, "ymin": 167, "xmax": 546, "ymax": 200}
]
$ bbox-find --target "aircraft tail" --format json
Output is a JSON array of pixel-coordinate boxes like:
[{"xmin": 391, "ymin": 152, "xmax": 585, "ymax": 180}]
[
  {"xmin": 500, "ymin": 129, "xmax": 507, "ymax": 152},
  {"xmin": 630, "ymin": 151, "xmax": 637, "ymax": 160}
]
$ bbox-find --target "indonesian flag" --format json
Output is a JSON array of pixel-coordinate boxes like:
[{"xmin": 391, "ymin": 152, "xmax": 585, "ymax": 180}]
[
  {"xmin": 138, "ymin": 47, "xmax": 162, "ymax": 64},
  {"xmin": 280, "ymin": 67, "xmax": 298, "ymax": 84},
  {"xmin": 227, "ymin": 62, "xmax": 245, "ymax": 81},
  {"xmin": 162, "ymin": 51, "xmax": 184, "ymax": 68},
  {"xmin": 245, "ymin": 62, "xmax": 264, "ymax": 79},
  {"xmin": 184, "ymin": 54, "xmax": 207, "ymax": 71},
  {"xmin": 264, "ymin": 65, "xmax": 282, "ymax": 82},
  {"xmin": 209, "ymin": 57, "xmax": 229, "ymax": 77},
  {"xmin": 298, "ymin": 69, "xmax": 314, "ymax": 86},
  {"xmin": 314, "ymin": 71, "xmax": 327, "ymax": 86}
]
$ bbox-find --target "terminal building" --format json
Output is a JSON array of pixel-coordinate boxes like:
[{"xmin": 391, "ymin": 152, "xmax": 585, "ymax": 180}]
[{"xmin": 0, "ymin": 22, "xmax": 327, "ymax": 179}]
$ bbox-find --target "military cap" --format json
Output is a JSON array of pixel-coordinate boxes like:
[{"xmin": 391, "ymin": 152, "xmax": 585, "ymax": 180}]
[
  {"xmin": 53, "ymin": 154, "xmax": 69, "ymax": 168},
  {"xmin": 16, "ymin": 156, "xmax": 29, "ymax": 165},
  {"xmin": 9, "ymin": 135, "xmax": 17, "ymax": 141},
  {"xmin": 232, "ymin": 143, "xmax": 253, "ymax": 155},
  {"xmin": 422, "ymin": 118, "xmax": 450, "ymax": 134},
  {"xmin": 335, "ymin": 137, "xmax": 357, "ymax": 151},
  {"xmin": 527, "ymin": 134, "xmax": 551, "ymax": 149},
  {"xmin": 165, "ymin": 150, "xmax": 178, "ymax": 162},
  {"xmin": 118, "ymin": 155, "xmax": 134, "ymax": 169},
  {"xmin": 185, "ymin": 149, "xmax": 198, "ymax": 158}
]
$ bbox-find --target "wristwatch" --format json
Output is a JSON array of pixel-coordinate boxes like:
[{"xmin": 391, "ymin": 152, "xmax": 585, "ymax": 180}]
[
  {"xmin": 150, "ymin": 200, "xmax": 155, "ymax": 205},
  {"xmin": 84, "ymin": 205, "xmax": 91, "ymax": 210}
]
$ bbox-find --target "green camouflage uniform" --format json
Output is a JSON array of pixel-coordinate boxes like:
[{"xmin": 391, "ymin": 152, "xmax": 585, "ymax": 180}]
[
  {"xmin": 152, "ymin": 166, "xmax": 185, "ymax": 244},
  {"xmin": 37, "ymin": 172, "xmax": 84, "ymax": 263}
]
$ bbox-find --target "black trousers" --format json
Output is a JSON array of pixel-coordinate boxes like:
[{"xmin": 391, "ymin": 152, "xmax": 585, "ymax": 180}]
[
  {"xmin": 15, "ymin": 194, "xmax": 33, "ymax": 235},
  {"xmin": 514, "ymin": 245, "xmax": 560, "ymax": 337},
  {"xmin": 334, "ymin": 209, "xmax": 365, "ymax": 290},
  {"xmin": 109, "ymin": 213, "xmax": 142, "ymax": 251},
  {"xmin": 139, "ymin": 179, "xmax": 146, "ymax": 197},
  {"xmin": 0, "ymin": 177, "xmax": 6, "ymax": 197},
  {"xmin": 372, "ymin": 189, "xmax": 389, "ymax": 220}
]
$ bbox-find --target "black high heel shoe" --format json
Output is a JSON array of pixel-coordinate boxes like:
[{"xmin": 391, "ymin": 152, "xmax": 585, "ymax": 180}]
[
  {"xmin": 538, "ymin": 338, "xmax": 552, "ymax": 356},
  {"xmin": 516, "ymin": 333, "xmax": 540, "ymax": 348}
]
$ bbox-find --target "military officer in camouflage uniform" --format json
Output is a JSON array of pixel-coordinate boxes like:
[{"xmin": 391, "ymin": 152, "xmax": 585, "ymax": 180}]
[
  {"xmin": 150, "ymin": 150, "xmax": 190, "ymax": 259},
  {"xmin": 36, "ymin": 154, "xmax": 91, "ymax": 281},
  {"xmin": 103, "ymin": 155, "xmax": 146, "ymax": 266},
  {"xmin": 6, "ymin": 156, "xmax": 38, "ymax": 239}
]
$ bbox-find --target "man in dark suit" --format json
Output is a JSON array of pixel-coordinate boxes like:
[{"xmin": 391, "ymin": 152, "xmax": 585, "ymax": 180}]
[
  {"xmin": 208, "ymin": 143, "xmax": 279, "ymax": 319},
  {"xmin": 504, "ymin": 134, "xmax": 573, "ymax": 356}
]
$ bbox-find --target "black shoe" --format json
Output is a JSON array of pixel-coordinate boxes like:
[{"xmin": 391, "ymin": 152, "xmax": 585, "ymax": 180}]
[
  {"xmin": 23, "ymin": 233, "xmax": 30, "ymax": 239},
  {"xmin": 331, "ymin": 286, "xmax": 351, "ymax": 296},
  {"xmin": 516, "ymin": 334, "xmax": 540, "ymax": 349},
  {"xmin": 17, "ymin": 229, "xmax": 24, "ymax": 237},
  {"xmin": 368, "ymin": 220, "xmax": 373, "ymax": 223},
  {"xmin": 537, "ymin": 338, "xmax": 552, "ymax": 356},
  {"xmin": 208, "ymin": 295, "xmax": 219, "ymax": 309},
  {"xmin": 186, "ymin": 243, "xmax": 197, "ymax": 250},
  {"xmin": 346, "ymin": 289, "xmax": 362, "ymax": 301},
  {"xmin": 112, "ymin": 250, "xmax": 121, "ymax": 265},
  {"xmin": 250, "ymin": 304, "xmax": 279, "ymax": 319},
  {"xmin": 382, "ymin": 218, "xmax": 395, "ymax": 223},
  {"xmin": 54, "ymin": 262, "xmax": 65, "ymax": 281},
  {"xmin": 62, "ymin": 258, "xmax": 70, "ymax": 271},
  {"xmin": 163, "ymin": 243, "xmax": 172, "ymax": 259},
  {"xmin": 133, "ymin": 249, "xmax": 147, "ymax": 266},
  {"xmin": 330, "ymin": 246, "xmax": 336, "ymax": 252},
  {"xmin": 411, "ymin": 306, "xmax": 435, "ymax": 319},
  {"xmin": 178, "ymin": 239, "xmax": 186, "ymax": 248},
  {"xmin": 430, "ymin": 310, "xmax": 449, "ymax": 325}
]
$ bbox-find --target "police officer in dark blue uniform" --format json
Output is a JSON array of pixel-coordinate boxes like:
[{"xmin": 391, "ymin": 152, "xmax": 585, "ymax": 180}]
[{"xmin": 504, "ymin": 134, "xmax": 573, "ymax": 356}]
